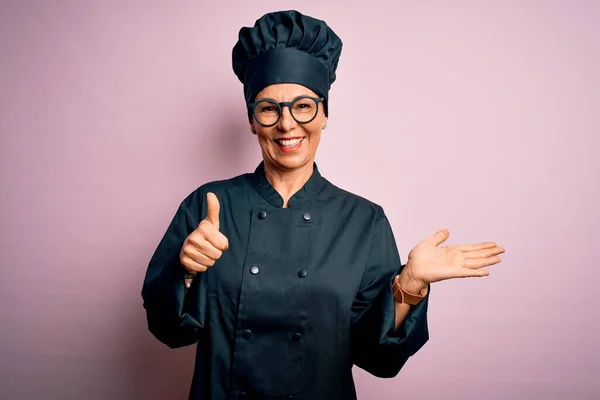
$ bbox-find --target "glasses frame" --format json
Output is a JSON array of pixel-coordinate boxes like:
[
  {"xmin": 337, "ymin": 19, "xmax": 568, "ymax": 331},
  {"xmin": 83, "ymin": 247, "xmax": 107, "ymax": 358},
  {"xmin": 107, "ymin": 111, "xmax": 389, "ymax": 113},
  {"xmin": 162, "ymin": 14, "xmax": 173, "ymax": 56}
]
[{"xmin": 248, "ymin": 96, "xmax": 325, "ymax": 127}]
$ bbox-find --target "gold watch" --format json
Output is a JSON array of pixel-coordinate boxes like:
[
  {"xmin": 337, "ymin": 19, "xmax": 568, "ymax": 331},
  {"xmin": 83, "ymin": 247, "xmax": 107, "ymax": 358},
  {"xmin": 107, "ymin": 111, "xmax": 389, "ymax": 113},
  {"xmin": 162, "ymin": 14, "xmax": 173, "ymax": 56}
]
[{"xmin": 392, "ymin": 275, "xmax": 428, "ymax": 305}]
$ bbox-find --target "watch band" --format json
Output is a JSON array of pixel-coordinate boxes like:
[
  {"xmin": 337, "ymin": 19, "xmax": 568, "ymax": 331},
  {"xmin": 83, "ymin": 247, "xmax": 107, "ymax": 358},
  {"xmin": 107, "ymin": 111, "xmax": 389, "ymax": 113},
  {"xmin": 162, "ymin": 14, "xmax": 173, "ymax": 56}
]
[{"xmin": 392, "ymin": 275, "xmax": 428, "ymax": 305}]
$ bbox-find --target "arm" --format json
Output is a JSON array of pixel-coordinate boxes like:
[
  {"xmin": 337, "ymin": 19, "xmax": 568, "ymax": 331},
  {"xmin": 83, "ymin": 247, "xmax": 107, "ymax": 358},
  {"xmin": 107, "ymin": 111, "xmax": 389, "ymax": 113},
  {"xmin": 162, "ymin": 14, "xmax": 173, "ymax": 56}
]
[
  {"xmin": 350, "ymin": 211, "xmax": 430, "ymax": 378},
  {"xmin": 141, "ymin": 198, "xmax": 207, "ymax": 348}
]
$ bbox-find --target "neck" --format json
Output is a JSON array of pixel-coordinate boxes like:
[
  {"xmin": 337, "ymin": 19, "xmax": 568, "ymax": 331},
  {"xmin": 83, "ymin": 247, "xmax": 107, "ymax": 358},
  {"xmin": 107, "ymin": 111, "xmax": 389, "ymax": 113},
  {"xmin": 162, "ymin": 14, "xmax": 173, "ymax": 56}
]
[{"xmin": 263, "ymin": 160, "xmax": 314, "ymax": 208}]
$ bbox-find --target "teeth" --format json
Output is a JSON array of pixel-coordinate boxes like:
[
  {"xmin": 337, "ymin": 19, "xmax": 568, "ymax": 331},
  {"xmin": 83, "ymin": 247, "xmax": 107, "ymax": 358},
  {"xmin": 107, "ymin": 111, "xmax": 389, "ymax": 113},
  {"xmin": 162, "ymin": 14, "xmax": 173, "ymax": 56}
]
[{"xmin": 278, "ymin": 138, "xmax": 303, "ymax": 147}]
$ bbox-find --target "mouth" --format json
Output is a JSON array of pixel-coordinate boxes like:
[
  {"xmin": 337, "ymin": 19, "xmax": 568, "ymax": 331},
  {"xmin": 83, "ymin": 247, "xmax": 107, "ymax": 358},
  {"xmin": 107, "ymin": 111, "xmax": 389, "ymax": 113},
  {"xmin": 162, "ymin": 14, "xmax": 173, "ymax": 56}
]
[{"xmin": 274, "ymin": 137, "xmax": 305, "ymax": 152}]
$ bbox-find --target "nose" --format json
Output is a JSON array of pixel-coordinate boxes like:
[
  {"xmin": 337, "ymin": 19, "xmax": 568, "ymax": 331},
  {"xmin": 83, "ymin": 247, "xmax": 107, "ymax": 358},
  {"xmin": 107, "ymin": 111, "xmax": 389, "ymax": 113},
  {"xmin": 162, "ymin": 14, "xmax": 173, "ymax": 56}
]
[{"xmin": 277, "ymin": 105, "xmax": 296, "ymax": 132}]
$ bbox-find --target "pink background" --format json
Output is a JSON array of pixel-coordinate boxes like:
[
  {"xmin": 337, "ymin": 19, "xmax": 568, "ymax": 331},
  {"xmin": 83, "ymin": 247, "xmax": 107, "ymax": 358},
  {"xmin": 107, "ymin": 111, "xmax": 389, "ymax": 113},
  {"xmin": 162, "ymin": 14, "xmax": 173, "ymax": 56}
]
[{"xmin": 1, "ymin": 1, "xmax": 598, "ymax": 399}]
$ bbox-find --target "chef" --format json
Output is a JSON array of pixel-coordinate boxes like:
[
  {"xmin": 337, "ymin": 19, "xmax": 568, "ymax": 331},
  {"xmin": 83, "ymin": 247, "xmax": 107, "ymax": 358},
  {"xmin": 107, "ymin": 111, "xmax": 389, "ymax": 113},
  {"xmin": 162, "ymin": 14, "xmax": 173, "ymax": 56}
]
[{"xmin": 141, "ymin": 10, "xmax": 504, "ymax": 400}]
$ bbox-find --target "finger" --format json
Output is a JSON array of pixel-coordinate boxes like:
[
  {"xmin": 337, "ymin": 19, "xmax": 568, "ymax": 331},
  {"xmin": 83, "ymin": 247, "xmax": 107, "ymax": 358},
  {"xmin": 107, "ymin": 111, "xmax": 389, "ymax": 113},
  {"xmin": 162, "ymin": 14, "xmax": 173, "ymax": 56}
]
[
  {"xmin": 465, "ymin": 256, "xmax": 502, "ymax": 269},
  {"xmin": 203, "ymin": 226, "xmax": 229, "ymax": 251},
  {"xmin": 198, "ymin": 220, "xmax": 229, "ymax": 251},
  {"xmin": 205, "ymin": 192, "xmax": 220, "ymax": 230},
  {"xmin": 427, "ymin": 229, "xmax": 449, "ymax": 246},
  {"xmin": 188, "ymin": 250, "xmax": 217, "ymax": 267},
  {"xmin": 187, "ymin": 237, "xmax": 223, "ymax": 261},
  {"xmin": 457, "ymin": 267, "xmax": 490, "ymax": 278},
  {"xmin": 456, "ymin": 242, "xmax": 497, "ymax": 252},
  {"xmin": 464, "ymin": 247, "xmax": 505, "ymax": 260},
  {"xmin": 180, "ymin": 255, "xmax": 209, "ymax": 273}
]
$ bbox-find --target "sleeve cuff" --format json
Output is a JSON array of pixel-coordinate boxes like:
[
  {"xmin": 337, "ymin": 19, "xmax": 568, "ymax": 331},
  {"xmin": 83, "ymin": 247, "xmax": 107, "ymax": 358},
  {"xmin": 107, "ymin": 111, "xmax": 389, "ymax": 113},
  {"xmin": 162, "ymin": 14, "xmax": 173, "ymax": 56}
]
[{"xmin": 379, "ymin": 276, "xmax": 430, "ymax": 355}]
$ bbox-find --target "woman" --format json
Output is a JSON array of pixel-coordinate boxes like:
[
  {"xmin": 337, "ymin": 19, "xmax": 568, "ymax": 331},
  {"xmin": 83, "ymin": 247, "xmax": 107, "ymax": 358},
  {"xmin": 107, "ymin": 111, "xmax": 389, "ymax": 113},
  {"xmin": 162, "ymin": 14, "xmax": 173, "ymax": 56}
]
[{"xmin": 142, "ymin": 10, "xmax": 504, "ymax": 400}]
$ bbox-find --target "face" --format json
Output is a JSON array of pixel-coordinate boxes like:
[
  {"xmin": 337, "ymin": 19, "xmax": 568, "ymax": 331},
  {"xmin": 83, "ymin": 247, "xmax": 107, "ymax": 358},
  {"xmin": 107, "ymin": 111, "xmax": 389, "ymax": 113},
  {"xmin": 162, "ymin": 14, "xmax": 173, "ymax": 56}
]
[{"xmin": 250, "ymin": 83, "xmax": 327, "ymax": 173}]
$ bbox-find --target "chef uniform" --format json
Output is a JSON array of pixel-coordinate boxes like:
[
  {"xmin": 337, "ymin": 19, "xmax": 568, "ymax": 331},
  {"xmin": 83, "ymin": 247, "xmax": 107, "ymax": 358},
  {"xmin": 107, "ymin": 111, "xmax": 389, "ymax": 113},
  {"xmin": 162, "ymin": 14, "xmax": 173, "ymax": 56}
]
[{"xmin": 142, "ymin": 10, "xmax": 430, "ymax": 400}]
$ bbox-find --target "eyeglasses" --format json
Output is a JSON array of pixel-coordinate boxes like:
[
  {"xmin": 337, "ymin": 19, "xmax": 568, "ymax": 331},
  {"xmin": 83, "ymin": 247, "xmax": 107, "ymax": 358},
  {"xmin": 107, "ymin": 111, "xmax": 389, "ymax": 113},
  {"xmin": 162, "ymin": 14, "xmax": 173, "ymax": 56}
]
[{"xmin": 248, "ymin": 96, "xmax": 324, "ymax": 127}]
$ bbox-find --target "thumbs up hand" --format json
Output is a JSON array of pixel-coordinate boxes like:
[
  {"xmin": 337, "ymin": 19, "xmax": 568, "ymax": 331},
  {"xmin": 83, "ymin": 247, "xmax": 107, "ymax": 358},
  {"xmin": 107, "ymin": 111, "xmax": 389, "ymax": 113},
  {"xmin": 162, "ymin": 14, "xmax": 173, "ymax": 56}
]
[{"xmin": 180, "ymin": 192, "xmax": 229, "ymax": 274}]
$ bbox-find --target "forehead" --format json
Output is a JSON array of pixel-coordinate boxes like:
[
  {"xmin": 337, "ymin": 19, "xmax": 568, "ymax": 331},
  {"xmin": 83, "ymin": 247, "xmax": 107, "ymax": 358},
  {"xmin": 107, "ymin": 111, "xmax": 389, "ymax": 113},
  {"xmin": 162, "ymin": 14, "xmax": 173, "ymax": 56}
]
[{"xmin": 255, "ymin": 83, "xmax": 318, "ymax": 101}]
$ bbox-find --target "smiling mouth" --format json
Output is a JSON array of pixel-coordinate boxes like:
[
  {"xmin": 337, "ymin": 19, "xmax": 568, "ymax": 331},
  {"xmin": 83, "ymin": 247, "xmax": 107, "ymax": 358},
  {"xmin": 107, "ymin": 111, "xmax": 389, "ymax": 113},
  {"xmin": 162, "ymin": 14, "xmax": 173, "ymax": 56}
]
[{"xmin": 274, "ymin": 138, "xmax": 304, "ymax": 148}]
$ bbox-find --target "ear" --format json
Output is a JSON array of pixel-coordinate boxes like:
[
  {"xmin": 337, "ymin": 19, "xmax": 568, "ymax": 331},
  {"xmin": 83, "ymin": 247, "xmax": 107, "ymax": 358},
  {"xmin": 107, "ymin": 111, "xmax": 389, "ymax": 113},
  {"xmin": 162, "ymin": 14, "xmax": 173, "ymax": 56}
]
[
  {"xmin": 250, "ymin": 123, "xmax": 257, "ymax": 135},
  {"xmin": 322, "ymin": 117, "xmax": 328, "ymax": 130}
]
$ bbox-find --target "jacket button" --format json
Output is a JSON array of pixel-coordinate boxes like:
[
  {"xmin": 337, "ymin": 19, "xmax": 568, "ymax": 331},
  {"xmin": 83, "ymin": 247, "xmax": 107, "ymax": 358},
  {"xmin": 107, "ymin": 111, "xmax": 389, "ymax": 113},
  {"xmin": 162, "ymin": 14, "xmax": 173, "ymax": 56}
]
[
  {"xmin": 250, "ymin": 265, "xmax": 259, "ymax": 275},
  {"xmin": 298, "ymin": 269, "xmax": 308, "ymax": 278},
  {"xmin": 238, "ymin": 392, "xmax": 248, "ymax": 399},
  {"xmin": 302, "ymin": 212, "xmax": 311, "ymax": 221},
  {"xmin": 242, "ymin": 329, "xmax": 252, "ymax": 339},
  {"xmin": 258, "ymin": 210, "xmax": 267, "ymax": 219},
  {"xmin": 286, "ymin": 396, "xmax": 293, "ymax": 400},
  {"xmin": 291, "ymin": 332, "xmax": 302, "ymax": 342}
]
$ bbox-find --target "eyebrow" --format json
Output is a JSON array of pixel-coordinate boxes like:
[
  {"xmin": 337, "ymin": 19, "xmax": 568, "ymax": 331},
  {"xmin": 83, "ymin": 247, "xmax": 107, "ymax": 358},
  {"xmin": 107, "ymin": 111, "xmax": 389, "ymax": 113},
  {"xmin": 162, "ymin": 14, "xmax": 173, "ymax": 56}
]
[{"xmin": 254, "ymin": 95, "xmax": 312, "ymax": 103}]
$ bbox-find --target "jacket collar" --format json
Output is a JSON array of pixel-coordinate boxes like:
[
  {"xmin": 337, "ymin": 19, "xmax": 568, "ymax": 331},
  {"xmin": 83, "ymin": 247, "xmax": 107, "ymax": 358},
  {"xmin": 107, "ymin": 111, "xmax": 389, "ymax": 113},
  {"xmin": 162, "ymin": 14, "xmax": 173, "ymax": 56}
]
[{"xmin": 252, "ymin": 161, "xmax": 326, "ymax": 208}]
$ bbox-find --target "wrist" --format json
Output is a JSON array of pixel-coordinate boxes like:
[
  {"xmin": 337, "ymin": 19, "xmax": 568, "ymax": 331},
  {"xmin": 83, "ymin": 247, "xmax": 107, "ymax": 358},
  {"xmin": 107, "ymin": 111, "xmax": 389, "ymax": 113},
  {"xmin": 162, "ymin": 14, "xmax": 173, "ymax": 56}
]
[
  {"xmin": 393, "ymin": 273, "xmax": 428, "ymax": 306},
  {"xmin": 397, "ymin": 268, "xmax": 428, "ymax": 294}
]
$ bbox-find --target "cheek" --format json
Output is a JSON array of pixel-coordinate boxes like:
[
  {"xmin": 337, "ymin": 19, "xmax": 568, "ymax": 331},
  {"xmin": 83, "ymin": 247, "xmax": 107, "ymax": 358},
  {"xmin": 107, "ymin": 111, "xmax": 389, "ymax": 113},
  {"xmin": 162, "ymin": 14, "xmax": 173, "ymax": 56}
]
[
  {"xmin": 306, "ymin": 112, "xmax": 326, "ymax": 134},
  {"xmin": 306, "ymin": 128, "xmax": 322, "ymax": 147},
  {"xmin": 307, "ymin": 119, "xmax": 324, "ymax": 137},
  {"xmin": 312, "ymin": 132, "xmax": 322, "ymax": 145},
  {"xmin": 256, "ymin": 130, "xmax": 274, "ymax": 148}
]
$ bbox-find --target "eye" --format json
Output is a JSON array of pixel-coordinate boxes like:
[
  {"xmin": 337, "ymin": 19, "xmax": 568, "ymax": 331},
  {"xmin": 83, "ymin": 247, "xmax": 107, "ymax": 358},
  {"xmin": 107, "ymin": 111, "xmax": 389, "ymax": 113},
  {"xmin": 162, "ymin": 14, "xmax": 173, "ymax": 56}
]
[
  {"xmin": 258, "ymin": 105, "xmax": 278, "ymax": 113},
  {"xmin": 292, "ymin": 98, "xmax": 317, "ymax": 112}
]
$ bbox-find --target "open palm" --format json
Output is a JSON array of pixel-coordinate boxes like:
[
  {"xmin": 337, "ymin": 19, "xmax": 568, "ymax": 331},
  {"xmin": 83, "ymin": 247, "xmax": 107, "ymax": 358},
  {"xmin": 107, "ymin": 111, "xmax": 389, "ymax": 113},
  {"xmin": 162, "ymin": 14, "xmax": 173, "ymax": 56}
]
[{"xmin": 405, "ymin": 229, "xmax": 504, "ymax": 285}]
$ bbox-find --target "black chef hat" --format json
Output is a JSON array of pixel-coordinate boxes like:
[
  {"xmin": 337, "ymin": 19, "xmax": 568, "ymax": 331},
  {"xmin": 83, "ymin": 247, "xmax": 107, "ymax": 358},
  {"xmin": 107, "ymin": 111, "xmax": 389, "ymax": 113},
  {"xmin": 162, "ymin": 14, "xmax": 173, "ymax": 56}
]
[{"xmin": 232, "ymin": 10, "xmax": 343, "ymax": 117}]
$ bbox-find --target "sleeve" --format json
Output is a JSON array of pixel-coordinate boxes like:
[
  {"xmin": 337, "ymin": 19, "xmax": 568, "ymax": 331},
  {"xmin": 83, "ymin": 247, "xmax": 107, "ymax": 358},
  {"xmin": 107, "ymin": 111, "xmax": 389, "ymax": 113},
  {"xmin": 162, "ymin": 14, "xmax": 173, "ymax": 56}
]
[
  {"xmin": 350, "ymin": 209, "xmax": 430, "ymax": 378},
  {"xmin": 141, "ymin": 191, "xmax": 209, "ymax": 349}
]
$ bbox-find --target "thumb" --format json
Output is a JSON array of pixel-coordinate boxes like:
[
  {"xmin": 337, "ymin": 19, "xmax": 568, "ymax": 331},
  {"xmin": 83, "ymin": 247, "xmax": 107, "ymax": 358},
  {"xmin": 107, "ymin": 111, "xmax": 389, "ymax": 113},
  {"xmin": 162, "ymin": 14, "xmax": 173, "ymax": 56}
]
[
  {"xmin": 429, "ymin": 229, "xmax": 449, "ymax": 246},
  {"xmin": 205, "ymin": 192, "xmax": 220, "ymax": 230}
]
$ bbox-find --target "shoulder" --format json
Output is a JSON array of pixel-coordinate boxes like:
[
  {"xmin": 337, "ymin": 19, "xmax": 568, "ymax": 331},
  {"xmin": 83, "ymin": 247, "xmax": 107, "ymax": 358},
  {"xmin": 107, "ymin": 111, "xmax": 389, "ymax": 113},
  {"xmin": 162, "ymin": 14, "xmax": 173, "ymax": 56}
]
[
  {"xmin": 320, "ymin": 177, "xmax": 386, "ymax": 221},
  {"xmin": 180, "ymin": 171, "xmax": 253, "ymax": 209}
]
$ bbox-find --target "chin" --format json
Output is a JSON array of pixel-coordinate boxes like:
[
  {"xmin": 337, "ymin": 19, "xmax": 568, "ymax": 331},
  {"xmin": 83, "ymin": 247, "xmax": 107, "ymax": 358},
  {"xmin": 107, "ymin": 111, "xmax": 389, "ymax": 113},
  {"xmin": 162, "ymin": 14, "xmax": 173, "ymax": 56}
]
[
  {"xmin": 270, "ymin": 153, "xmax": 311, "ymax": 171},
  {"xmin": 277, "ymin": 158, "xmax": 307, "ymax": 170}
]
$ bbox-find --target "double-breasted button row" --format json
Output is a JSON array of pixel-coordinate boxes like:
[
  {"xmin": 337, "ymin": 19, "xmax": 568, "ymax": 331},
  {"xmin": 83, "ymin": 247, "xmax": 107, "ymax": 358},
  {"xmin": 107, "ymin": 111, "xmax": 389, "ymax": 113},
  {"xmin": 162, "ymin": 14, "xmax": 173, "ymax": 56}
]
[
  {"xmin": 248, "ymin": 265, "xmax": 308, "ymax": 278},
  {"xmin": 255, "ymin": 211, "xmax": 312, "ymax": 221},
  {"xmin": 240, "ymin": 329, "xmax": 302, "ymax": 343}
]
